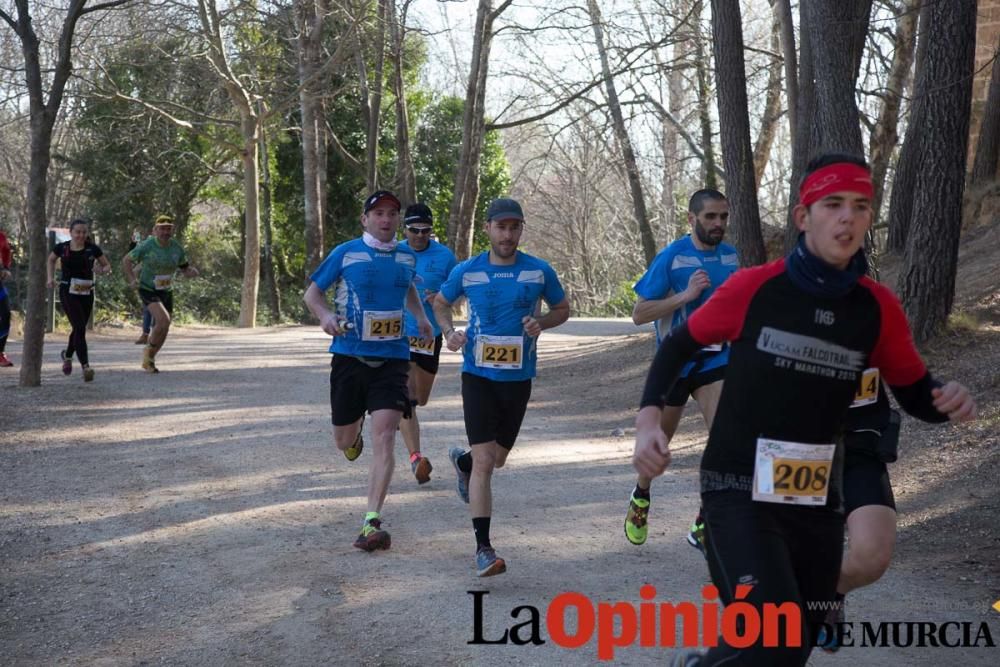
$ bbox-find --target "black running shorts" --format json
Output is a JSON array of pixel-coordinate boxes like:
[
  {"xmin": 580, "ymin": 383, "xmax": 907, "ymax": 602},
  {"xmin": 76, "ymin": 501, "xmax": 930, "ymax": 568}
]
[
  {"xmin": 843, "ymin": 431, "xmax": 896, "ymax": 514},
  {"xmin": 408, "ymin": 334, "xmax": 443, "ymax": 374},
  {"xmin": 461, "ymin": 372, "xmax": 532, "ymax": 449},
  {"xmin": 665, "ymin": 364, "xmax": 726, "ymax": 407},
  {"xmin": 329, "ymin": 355, "xmax": 411, "ymax": 426},
  {"xmin": 138, "ymin": 288, "xmax": 174, "ymax": 315}
]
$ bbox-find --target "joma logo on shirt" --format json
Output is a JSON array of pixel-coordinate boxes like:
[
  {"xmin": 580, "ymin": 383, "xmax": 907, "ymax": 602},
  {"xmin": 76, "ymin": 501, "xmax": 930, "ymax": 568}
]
[{"xmin": 493, "ymin": 272, "xmax": 515, "ymax": 278}]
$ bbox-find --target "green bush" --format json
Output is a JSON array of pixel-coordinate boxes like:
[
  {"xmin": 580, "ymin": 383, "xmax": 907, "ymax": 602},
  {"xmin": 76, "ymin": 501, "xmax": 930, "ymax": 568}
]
[{"xmin": 598, "ymin": 274, "xmax": 641, "ymax": 317}]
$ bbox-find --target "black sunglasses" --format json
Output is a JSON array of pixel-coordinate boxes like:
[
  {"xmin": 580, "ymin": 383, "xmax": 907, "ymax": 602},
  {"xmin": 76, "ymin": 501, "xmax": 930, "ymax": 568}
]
[{"xmin": 406, "ymin": 226, "xmax": 432, "ymax": 235}]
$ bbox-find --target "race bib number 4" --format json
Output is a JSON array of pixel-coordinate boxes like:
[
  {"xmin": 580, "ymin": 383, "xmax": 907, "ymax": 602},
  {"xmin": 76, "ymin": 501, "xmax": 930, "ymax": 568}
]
[
  {"xmin": 409, "ymin": 335, "xmax": 435, "ymax": 356},
  {"xmin": 851, "ymin": 367, "xmax": 880, "ymax": 408},
  {"xmin": 153, "ymin": 274, "xmax": 173, "ymax": 290},
  {"xmin": 752, "ymin": 438, "xmax": 834, "ymax": 506},
  {"xmin": 475, "ymin": 335, "xmax": 523, "ymax": 370},
  {"xmin": 362, "ymin": 310, "xmax": 403, "ymax": 341},
  {"xmin": 68, "ymin": 278, "xmax": 94, "ymax": 295}
]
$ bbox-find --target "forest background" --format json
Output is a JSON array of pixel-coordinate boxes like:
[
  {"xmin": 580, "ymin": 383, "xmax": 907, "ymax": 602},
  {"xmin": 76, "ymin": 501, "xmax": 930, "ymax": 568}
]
[{"xmin": 2, "ymin": 0, "xmax": 999, "ymax": 387}]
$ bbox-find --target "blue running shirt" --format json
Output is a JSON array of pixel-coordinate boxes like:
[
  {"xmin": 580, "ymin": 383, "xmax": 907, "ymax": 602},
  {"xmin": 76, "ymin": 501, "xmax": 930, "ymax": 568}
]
[
  {"xmin": 399, "ymin": 239, "xmax": 458, "ymax": 337},
  {"xmin": 439, "ymin": 251, "xmax": 566, "ymax": 381},
  {"xmin": 309, "ymin": 238, "xmax": 418, "ymax": 359},
  {"xmin": 633, "ymin": 235, "xmax": 739, "ymax": 376}
]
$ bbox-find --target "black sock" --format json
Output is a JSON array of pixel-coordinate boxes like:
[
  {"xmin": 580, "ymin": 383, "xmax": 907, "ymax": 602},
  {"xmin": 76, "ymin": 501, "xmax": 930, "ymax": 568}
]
[
  {"xmin": 458, "ymin": 452, "xmax": 472, "ymax": 473},
  {"xmin": 633, "ymin": 484, "xmax": 650, "ymax": 501},
  {"xmin": 473, "ymin": 517, "xmax": 491, "ymax": 550}
]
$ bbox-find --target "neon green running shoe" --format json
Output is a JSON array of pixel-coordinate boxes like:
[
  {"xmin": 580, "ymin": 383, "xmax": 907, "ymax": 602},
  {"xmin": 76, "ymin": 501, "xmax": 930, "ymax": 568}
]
[
  {"xmin": 353, "ymin": 518, "xmax": 390, "ymax": 551},
  {"xmin": 624, "ymin": 494, "xmax": 650, "ymax": 545},
  {"xmin": 344, "ymin": 416, "xmax": 365, "ymax": 461},
  {"xmin": 686, "ymin": 519, "xmax": 706, "ymax": 556}
]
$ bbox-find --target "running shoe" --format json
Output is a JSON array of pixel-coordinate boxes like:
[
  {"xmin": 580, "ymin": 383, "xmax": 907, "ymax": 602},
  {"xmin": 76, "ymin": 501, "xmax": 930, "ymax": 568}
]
[
  {"xmin": 83, "ymin": 365, "xmax": 94, "ymax": 382},
  {"xmin": 817, "ymin": 601, "xmax": 846, "ymax": 653},
  {"xmin": 449, "ymin": 447, "xmax": 470, "ymax": 503},
  {"xmin": 353, "ymin": 518, "xmax": 391, "ymax": 551},
  {"xmin": 411, "ymin": 454, "xmax": 432, "ymax": 484},
  {"xmin": 476, "ymin": 547, "xmax": 506, "ymax": 577},
  {"xmin": 60, "ymin": 350, "xmax": 72, "ymax": 375},
  {"xmin": 344, "ymin": 427, "xmax": 364, "ymax": 461},
  {"xmin": 624, "ymin": 493, "xmax": 650, "ymax": 545},
  {"xmin": 0, "ymin": 353, "xmax": 12, "ymax": 367},
  {"xmin": 134, "ymin": 333, "xmax": 148, "ymax": 345},
  {"xmin": 686, "ymin": 519, "xmax": 706, "ymax": 556}
]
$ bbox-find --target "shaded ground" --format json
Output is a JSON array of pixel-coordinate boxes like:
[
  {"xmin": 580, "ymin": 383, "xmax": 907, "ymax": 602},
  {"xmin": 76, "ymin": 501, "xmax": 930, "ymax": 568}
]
[{"xmin": 1, "ymin": 313, "xmax": 997, "ymax": 665}]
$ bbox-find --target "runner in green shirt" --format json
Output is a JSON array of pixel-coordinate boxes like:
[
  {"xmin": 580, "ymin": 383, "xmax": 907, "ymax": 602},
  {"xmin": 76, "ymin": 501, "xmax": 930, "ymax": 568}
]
[{"xmin": 122, "ymin": 215, "xmax": 199, "ymax": 373}]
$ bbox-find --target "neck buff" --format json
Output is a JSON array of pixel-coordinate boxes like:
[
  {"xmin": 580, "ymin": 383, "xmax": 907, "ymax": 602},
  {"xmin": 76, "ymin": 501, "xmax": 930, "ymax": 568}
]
[
  {"xmin": 362, "ymin": 231, "xmax": 397, "ymax": 252},
  {"xmin": 786, "ymin": 233, "xmax": 868, "ymax": 298}
]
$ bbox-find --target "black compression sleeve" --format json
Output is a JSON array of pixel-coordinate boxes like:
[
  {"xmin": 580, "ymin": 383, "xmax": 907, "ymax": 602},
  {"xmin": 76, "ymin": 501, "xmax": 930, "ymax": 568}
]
[
  {"xmin": 639, "ymin": 323, "xmax": 703, "ymax": 409},
  {"xmin": 889, "ymin": 372, "xmax": 948, "ymax": 423}
]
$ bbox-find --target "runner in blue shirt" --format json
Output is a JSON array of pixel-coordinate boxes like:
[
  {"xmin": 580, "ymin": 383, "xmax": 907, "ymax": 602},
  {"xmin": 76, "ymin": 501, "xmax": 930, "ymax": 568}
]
[
  {"xmin": 304, "ymin": 190, "xmax": 433, "ymax": 552},
  {"xmin": 397, "ymin": 203, "xmax": 458, "ymax": 485},
  {"xmin": 433, "ymin": 197, "xmax": 570, "ymax": 577},
  {"xmin": 625, "ymin": 190, "xmax": 739, "ymax": 549}
]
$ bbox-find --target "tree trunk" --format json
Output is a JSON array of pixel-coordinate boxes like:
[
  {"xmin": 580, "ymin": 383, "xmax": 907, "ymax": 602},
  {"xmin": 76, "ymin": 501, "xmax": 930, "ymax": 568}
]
[
  {"xmin": 664, "ymin": 39, "xmax": 688, "ymax": 241},
  {"xmin": 710, "ymin": 0, "xmax": 766, "ymax": 266},
  {"xmin": 587, "ymin": 0, "xmax": 656, "ymax": 266},
  {"xmin": 389, "ymin": 0, "xmax": 416, "ymax": 204},
  {"xmin": 361, "ymin": 0, "xmax": 387, "ymax": 192},
  {"xmin": 784, "ymin": 0, "xmax": 815, "ymax": 251},
  {"xmin": 971, "ymin": 36, "xmax": 1000, "ymax": 185},
  {"xmin": 297, "ymin": 0, "xmax": 328, "ymax": 277},
  {"xmin": 887, "ymin": 1, "xmax": 932, "ymax": 254},
  {"xmin": 238, "ymin": 113, "xmax": 261, "ymax": 328},
  {"xmin": 258, "ymin": 102, "xmax": 280, "ymax": 322},
  {"xmin": 447, "ymin": 0, "xmax": 495, "ymax": 259},
  {"xmin": 753, "ymin": 9, "xmax": 783, "ymax": 188},
  {"xmin": 869, "ymin": 0, "xmax": 919, "ymax": 223},
  {"xmin": 773, "ymin": 0, "xmax": 797, "ymax": 143},
  {"xmin": 898, "ymin": 0, "xmax": 977, "ymax": 342},
  {"xmin": 807, "ymin": 0, "xmax": 871, "ymax": 157},
  {"xmin": 13, "ymin": 0, "xmax": 93, "ymax": 387},
  {"xmin": 693, "ymin": 0, "xmax": 719, "ymax": 190}
]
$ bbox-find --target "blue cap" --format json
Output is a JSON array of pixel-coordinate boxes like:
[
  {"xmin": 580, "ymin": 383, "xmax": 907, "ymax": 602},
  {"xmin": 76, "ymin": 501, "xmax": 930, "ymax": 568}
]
[{"xmin": 486, "ymin": 198, "xmax": 524, "ymax": 222}]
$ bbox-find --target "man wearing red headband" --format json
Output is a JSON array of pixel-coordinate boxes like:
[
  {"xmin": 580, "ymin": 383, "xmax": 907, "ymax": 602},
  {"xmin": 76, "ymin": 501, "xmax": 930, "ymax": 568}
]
[{"xmin": 638, "ymin": 153, "xmax": 976, "ymax": 666}]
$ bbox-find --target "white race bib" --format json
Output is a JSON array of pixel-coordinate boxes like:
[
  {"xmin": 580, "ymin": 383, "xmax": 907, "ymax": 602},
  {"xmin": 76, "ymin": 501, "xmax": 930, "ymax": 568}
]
[
  {"xmin": 153, "ymin": 274, "xmax": 173, "ymax": 290},
  {"xmin": 362, "ymin": 310, "xmax": 403, "ymax": 341},
  {"xmin": 68, "ymin": 278, "xmax": 94, "ymax": 295},
  {"xmin": 851, "ymin": 368, "xmax": 880, "ymax": 408},
  {"xmin": 474, "ymin": 335, "xmax": 523, "ymax": 369},
  {"xmin": 409, "ymin": 336, "xmax": 435, "ymax": 356},
  {"xmin": 752, "ymin": 438, "xmax": 835, "ymax": 506}
]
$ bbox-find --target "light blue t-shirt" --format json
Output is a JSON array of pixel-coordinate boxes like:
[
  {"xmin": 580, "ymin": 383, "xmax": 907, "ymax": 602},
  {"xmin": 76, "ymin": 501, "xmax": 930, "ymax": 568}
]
[
  {"xmin": 399, "ymin": 239, "xmax": 458, "ymax": 337},
  {"xmin": 309, "ymin": 238, "xmax": 418, "ymax": 360},
  {"xmin": 439, "ymin": 251, "xmax": 566, "ymax": 382},
  {"xmin": 633, "ymin": 235, "xmax": 739, "ymax": 376}
]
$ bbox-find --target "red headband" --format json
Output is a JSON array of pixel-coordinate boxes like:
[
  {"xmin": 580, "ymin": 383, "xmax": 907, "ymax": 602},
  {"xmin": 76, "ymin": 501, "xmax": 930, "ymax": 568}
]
[{"xmin": 799, "ymin": 163, "xmax": 873, "ymax": 207}]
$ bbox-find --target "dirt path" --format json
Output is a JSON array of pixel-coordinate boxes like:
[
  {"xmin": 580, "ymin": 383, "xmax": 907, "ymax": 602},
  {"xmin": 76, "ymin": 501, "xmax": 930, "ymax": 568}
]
[{"xmin": 1, "ymin": 321, "xmax": 997, "ymax": 666}]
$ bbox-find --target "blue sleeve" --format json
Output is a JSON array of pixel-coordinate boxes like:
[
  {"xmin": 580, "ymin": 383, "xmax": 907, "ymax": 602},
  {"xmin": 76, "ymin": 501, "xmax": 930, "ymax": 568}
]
[
  {"xmin": 310, "ymin": 244, "xmax": 346, "ymax": 291},
  {"xmin": 633, "ymin": 249, "xmax": 673, "ymax": 300},
  {"xmin": 445, "ymin": 251, "xmax": 458, "ymax": 278},
  {"xmin": 541, "ymin": 262, "xmax": 566, "ymax": 305},
  {"xmin": 439, "ymin": 261, "xmax": 466, "ymax": 303}
]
